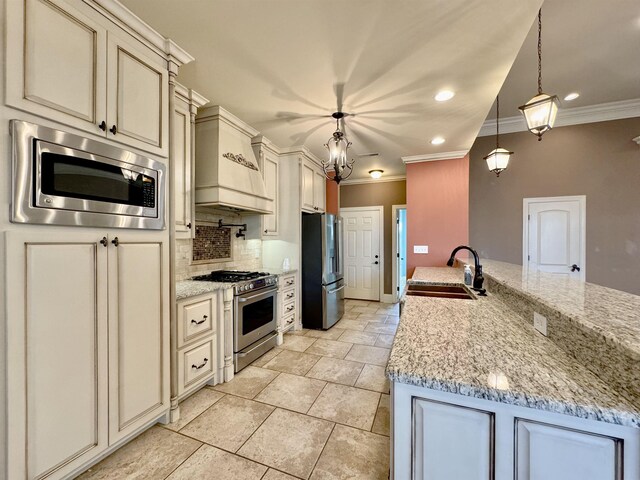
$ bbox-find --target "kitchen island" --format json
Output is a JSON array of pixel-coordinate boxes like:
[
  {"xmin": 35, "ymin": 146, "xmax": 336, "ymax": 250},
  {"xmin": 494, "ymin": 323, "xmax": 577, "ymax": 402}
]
[{"xmin": 387, "ymin": 262, "xmax": 640, "ymax": 480}]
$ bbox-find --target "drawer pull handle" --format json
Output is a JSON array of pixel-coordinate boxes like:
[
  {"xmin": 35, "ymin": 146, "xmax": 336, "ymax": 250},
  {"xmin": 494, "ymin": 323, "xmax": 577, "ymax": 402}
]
[
  {"xmin": 191, "ymin": 315, "xmax": 208, "ymax": 325},
  {"xmin": 192, "ymin": 358, "xmax": 208, "ymax": 370},
  {"xmin": 286, "ymin": 305, "xmax": 294, "ymax": 312},
  {"xmin": 286, "ymin": 293, "xmax": 294, "ymax": 299},
  {"xmin": 287, "ymin": 280, "xmax": 294, "ymax": 286},
  {"xmin": 287, "ymin": 319, "xmax": 294, "ymax": 325}
]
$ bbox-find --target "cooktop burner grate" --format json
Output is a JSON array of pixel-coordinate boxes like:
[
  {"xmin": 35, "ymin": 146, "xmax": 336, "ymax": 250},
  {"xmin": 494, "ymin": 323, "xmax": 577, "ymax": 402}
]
[{"xmin": 192, "ymin": 270, "xmax": 270, "ymax": 283}]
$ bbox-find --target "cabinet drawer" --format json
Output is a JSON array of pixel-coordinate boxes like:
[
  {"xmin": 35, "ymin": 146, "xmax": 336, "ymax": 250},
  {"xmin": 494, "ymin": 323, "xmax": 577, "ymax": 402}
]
[
  {"xmin": 178, "ymin": 295, "xmax": 215, "ymax": 348},
  {"xmin": 282, "ymin": 299, "xmax": 296, "ymax": 316},
  {"xmin": 281, "ymin": 312, "xmax": 296, "ymax": 331},
  {"xmin": 178, "ymin": 338, "xmax": 215, "ymax": 395},
  {"xmin": 281, "ymin": 275, "xmax": 296, "ymax": 288},
  {"xmin": 281, "ymin": 288, "xmax": 296, "ymax": 302}
]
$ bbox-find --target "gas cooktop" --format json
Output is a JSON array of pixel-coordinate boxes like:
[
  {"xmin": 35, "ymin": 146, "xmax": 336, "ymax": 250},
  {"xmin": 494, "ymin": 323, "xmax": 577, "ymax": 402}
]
[{"xmin": 192, "ymin": 270, "xmax": 271, "ymax": 283}]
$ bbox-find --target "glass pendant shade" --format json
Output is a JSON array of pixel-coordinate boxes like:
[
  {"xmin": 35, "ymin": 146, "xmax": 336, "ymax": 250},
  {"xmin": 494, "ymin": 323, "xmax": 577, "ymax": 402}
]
[
  {"xmin": 484, "ymin": 147, "xmax": 512, "ymax": 176},
  {"xmin": 518, "ymin": 93, "xmax": 559, "ymax": 140},
  {"xmin": 323, "ymin": 113, "xmax": 354, "ymax": 184}
]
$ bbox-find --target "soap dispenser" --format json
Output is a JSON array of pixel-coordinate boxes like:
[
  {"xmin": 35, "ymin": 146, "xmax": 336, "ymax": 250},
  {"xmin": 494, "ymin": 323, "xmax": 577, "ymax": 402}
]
[{"xmin": 464, "ymin": 264, "xmax": 472, "ymax": 286}]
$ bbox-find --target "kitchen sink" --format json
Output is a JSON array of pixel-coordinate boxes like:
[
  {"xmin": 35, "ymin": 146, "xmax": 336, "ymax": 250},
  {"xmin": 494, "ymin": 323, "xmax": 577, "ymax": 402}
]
[{"xmin": 405, "ymin": 284, "xmax": 475, "ymax": 300}]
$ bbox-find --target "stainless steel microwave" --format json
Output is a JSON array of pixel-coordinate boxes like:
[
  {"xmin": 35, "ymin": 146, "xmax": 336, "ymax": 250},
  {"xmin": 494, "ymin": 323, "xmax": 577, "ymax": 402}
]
[{"xmin": 10, "ymin": 120, "xmax": 166, "ymax": 229}]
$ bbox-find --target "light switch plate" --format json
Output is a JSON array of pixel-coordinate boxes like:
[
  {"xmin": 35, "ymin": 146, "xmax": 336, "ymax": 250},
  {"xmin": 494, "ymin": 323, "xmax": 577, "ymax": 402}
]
[
  {"xmin": 414, "ymin": 245, "xmax": 429, "ymax": 254},
  {"xmin": 533, "ymin": 312, "xmax": 548, "ymax": 336}
]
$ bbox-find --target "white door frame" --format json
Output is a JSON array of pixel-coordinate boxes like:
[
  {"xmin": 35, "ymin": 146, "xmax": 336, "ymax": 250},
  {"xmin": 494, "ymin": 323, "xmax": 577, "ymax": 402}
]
[
  {"xmin": 523, "ymin": 195, "xmax": 586, "ymax": 280},
  {"xmin": 339, "ymin": 206, "xmax": 385, "ymax": 302},
  {"xmin": 391, "ymin": 204, "xmax": 407, "ymax": 303}
]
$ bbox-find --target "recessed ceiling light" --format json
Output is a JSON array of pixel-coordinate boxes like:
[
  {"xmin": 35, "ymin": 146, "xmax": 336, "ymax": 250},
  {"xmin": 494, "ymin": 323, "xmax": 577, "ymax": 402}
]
[
  {"xmin": 431, "ymin": 137, "xmax": 445, "ymax": 145},
  {"xmin": 369, "ymin": 169, "xmax": 383, "ymax": 179},
  {"xmin": 564, "ymin": 92, "xmax": 580, "ymax": 101},
  {"xmin": 435, "ymin": 90, "xmax": 455, "ymax": 102}
]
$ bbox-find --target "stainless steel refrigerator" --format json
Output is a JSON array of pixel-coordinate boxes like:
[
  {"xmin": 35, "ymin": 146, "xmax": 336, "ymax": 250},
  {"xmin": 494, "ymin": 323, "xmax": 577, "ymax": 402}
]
[{"xmin": 301, "ymin": 213, "xmax": 345, "ymax": 329}]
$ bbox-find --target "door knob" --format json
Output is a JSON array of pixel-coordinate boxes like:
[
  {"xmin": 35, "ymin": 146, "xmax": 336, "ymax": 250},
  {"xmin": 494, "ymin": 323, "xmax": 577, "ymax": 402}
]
[{"xmin": 570, "ymin": 264, "xmax": 581, "ymax": 272}]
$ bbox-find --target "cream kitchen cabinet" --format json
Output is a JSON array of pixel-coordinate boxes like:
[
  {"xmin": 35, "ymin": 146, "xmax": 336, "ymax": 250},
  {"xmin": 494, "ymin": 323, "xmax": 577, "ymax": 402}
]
[
  {"xmin": 301, "ymin": 158, "xmax": 325, "ymax": 213},
  {"xmin": 4, "ymin": 229, "xmax": 169, "ymax": 480},
  {"xmin": 251, "ymin": 135, "xmax": 280, "ymax": 236},
  {"xmin": 276, "ymin": 273, "xmax": 297, "ymax": 344},
  {"xmin": 173, "ymin": 83, "xmax": 209, "ymax": 239},
  {"xmin": 4, "ymin": 0, "xmax": 190, "ymax": 157}
]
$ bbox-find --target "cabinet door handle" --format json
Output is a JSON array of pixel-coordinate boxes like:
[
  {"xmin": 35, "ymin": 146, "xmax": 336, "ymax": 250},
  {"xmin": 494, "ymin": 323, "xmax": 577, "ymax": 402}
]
[
  {"xmin": 187, "ymin": 222, "xmax": 192, "ymax": 229},
  {"xmin": 100, "ymin": 236, "xmax": 108, "ymax": 247},
  {"xmin": 191, "ymin": 358, "xmax": 208, "ymax": 370},
  {"xmin": 111, "ymin": 237, "xmax": 119, "ymax": 247},
  {"xmin": 109, "ymin": 124, "xmax": 117, "ymax": 135},
  {"xmin": 264, "ymin": 229, "xmax": 268, "ymax": 234},
  {"xmin": 191, "ymin": 315, "xmax": 208, "ymax": 325},
  {"xmin": 98, "ymin": 121, "xmax": 107, "ymax": 131}
]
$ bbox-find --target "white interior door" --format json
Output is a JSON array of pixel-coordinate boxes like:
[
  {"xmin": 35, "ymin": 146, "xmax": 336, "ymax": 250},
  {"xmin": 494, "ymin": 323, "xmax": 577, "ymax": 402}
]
[
  {"xmin": 341, "ymin": 207, "xmax": 381, "ymax": 301},
  {"xmin": 524, "ymin": 196, "xmax": 586, "ymax": 280}
]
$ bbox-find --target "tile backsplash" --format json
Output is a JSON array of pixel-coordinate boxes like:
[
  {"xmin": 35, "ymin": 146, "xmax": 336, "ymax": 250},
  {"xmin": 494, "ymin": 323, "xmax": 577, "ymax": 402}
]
[{"xmin": 175, "ymin": 209, "xmax": 262, "ymax": 281}]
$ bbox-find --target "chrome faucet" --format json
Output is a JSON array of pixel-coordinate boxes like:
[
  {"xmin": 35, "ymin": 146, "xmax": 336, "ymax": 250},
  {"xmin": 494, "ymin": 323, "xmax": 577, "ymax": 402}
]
[{"xmin": 447, "ymin": 245, "xmax": 486, "ymax": 295}]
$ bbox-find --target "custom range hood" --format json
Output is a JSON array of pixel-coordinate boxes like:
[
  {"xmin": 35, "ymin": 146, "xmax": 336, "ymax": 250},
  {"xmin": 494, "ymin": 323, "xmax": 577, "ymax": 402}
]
[{"xmin": 195, "ymin": 106, "xmax": 271, "ymax": 214}]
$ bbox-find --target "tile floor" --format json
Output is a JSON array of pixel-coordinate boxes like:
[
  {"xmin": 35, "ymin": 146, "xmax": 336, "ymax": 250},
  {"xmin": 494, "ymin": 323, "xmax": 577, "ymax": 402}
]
[{"xmin": 78, "ymin": 299, "xmax": 397, "ymax": 480}]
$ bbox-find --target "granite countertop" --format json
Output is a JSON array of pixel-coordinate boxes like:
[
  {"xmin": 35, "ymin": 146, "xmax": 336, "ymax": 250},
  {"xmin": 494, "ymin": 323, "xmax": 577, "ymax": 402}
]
[
  {"xmin": 387, "ymin": 266, "xmax": 640, "ymax": 427},
  {"xmin": 266, "ymin": 268, "xmax": 298, "ymax": 276},
  {"xmin": 176, "ymin": 280, "xmax": 231, "ymax": 300}
]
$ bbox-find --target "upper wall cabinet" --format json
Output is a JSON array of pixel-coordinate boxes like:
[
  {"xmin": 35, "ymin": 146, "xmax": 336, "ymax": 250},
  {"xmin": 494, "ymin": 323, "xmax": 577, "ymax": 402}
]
[
  {"xmin": 5, "ymin": 0, "xmax": 190, "ymax": 158},
  {"xmin": 301, "ymin": 157, "xmax": 325, "ymax": 213},
  {"xmin": 173, "ymin": 83, "xmax": 209, "ymax": 239}
]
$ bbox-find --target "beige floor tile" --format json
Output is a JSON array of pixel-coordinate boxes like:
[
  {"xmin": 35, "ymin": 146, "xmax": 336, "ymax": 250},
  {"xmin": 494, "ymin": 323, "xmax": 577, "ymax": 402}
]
[
  {"xmin": 384, "ymin": 314, "xmax": 400, "ymax": 324},
  {"xmin": 334, "ymin": 319, "xmax": 368, "ymax": 331},
  {"xmin": 287, "ymin": 328, "xmax": 310, "ymax": 336},
  {"xmin": 372, "ymin": 394, "xmax": 390, "ymax": 436},
  {"xmin": 350, "ymin": 305, "xmax": 380, "ymax": 314},
  {"xmin": 355, "ymin": 364, "xmax": 390, "ymax": 393},
  {"xmin": 339, "ymin": 311, "xmax": 361, "ymax": 320},
  {"xmin": 255, "ymin": 373, "xmax": 326, "ymax": 413},
  {"xmin": 281, "ymin": 334, "xmax": 317, "ymax": 352},
  {"xmin": 166, "ymin": 444, "xmax": 267, "ymax": 480},
  {"xmin": 77, "ymin": 426, "xmax": 201, "ymax": 480},
  {"xmin": 263, "ymin": 349, "xmax": 322, "ymax": 375},
  {"xmin": 345, "ymin": 345, "xmax": 390, "ymax": 366},
  {"xmin": 374, "ymin": 333, "xmax": 394, "ymax": 348},
  {"xmin": 310, "ymin": 425, "xmax": 390, "ymax": 480},
  {"xmin": 357, "ymin": 313, "xmax": 389, "ymax": 323},
  {"xmin": 305, "ymin": 328, "xmax": 345, "ymax": 340},
  {"xmin": 180, "ymin": 395, "xmax": 274, "ymax": 452},
  {"xmin": 307, "ymin": 383, "xmax": 380, "ymax": 430},
  {"xmin": 306, "ymin": 357, "xmax": 364, "ymax": 386},
  {"xmin": 364, "ymin": 322, "xmax": 397, "ymax": 335},
  {"xmin": 345, "ymin": 299, "xmax": 370, "ymax": 306},
  {"xmin": 337, "ymin": 329, "xmax": 379, "ymax": 346},
  {"xmin": 263, "ymin": 469, "xmax": 299, "ymax": 480},
  {"xmin": 251, "ymin": 347, "xmax": 283, "ymax": 367},
  {"xmin": 164, "ymin": 388, "xmax": 225, "ymax": 432},
  {"xmin": 238, "ymin": 408, "xmax": 334, "ymax": 479},
  {"xmin": 305, "ymin": 339, "xmax": 353, "ymax": 359},
  {"xmin": 213, "ymin": 366, "xmax": 279, "ymax": 399}
]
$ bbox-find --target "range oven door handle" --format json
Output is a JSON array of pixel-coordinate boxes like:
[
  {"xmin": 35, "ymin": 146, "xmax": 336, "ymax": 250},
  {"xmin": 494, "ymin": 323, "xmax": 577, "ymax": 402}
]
[
  {"xmin": 236, "ymin": 332, "xmax": 279, "ymax": 357},
  {"xmin": 237, "ymin": 289, "xmax": 276, "ymax": 303}
]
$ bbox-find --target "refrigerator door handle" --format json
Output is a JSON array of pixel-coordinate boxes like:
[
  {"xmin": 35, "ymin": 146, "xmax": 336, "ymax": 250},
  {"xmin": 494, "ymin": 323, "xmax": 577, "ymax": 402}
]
[{"xmin": 326, "ymin": 284, "xmax": 345, "ymax": 294}]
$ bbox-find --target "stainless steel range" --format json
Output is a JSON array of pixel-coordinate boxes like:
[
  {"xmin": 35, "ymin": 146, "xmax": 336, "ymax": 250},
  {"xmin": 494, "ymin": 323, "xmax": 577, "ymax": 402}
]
[{"xmin": 192, "ymin": 270, "xmax": 278, "ymax": 372}]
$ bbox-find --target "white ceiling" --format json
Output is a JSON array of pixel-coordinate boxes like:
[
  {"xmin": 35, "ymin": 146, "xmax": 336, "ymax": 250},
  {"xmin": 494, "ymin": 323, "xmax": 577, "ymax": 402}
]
[
  {"xmin": 121, "ymin": 0, "xmax": 543, "ymax": 180},
  {"xmin": 487, "ymin": 0, "xmax": 640, "ymax": 120}
]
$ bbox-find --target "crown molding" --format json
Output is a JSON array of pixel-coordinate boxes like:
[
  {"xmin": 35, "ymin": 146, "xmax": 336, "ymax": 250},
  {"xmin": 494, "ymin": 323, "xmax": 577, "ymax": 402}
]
[
  {"xmin": 401, "ymin": 150, "xmax": 468, "ymax": 164},
  {"xmin": 633, "ymin": 136, "xmax": 640, "ymax": 145},
  {"xmin": 340, "ymin": 175, "xmax": 407, "ymax": 185},
  {"xmin": 478, "ymin": 98, "xmax": 640, "ymax": 137}
]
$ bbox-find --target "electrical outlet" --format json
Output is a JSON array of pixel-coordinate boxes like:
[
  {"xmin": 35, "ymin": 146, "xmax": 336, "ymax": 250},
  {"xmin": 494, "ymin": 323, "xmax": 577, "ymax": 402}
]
[
  {"xmin": 533, "ymin": 312, "xmax": 548, "ymax": 336},
  {"xmin": 414, "ymin": 245, "xmax": 429, "ymax": 254}
]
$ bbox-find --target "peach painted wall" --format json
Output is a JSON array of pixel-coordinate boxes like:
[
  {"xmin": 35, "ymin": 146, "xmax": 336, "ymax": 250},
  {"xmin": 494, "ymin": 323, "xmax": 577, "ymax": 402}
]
[
  {"xmin": 325, "ymin": 178, "xmax": 339, "ymax": 215},
  {"xmin": 406, "ymin": 155, "xmax": 469, "ymax": 276}
]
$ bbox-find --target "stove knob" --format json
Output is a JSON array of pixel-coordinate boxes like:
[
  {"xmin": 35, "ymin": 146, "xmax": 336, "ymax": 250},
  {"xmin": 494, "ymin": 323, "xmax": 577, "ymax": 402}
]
[{"xmin": 249, "ymin": 284, "xmax": 254, "ymax": 289}]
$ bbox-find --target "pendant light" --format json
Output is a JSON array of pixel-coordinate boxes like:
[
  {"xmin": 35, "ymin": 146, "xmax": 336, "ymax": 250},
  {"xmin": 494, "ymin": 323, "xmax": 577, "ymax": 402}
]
[
  {"xmin": 323, "ymin": 112, "xmax": 354, "ymax": 184},
  {"xmin": 485, "ymin": 95, "xmax": 513, "ymax": 177},
  {"xmin": 518, "ymin": 9, "xmax": 559, "ymax": 141}
]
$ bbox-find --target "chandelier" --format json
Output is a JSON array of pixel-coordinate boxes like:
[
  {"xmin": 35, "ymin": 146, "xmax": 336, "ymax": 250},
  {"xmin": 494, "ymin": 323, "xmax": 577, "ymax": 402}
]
[
  {"xmin": 484, "ymin": 95, "xmax": 513, "ymax": 177},
  {"xmin": 518, "ymin": 9, "xmax": 559, "ymax": 140},
  {"xmin": 323, "ymin": 112, "xmax": 354, "ymax": 184}
]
